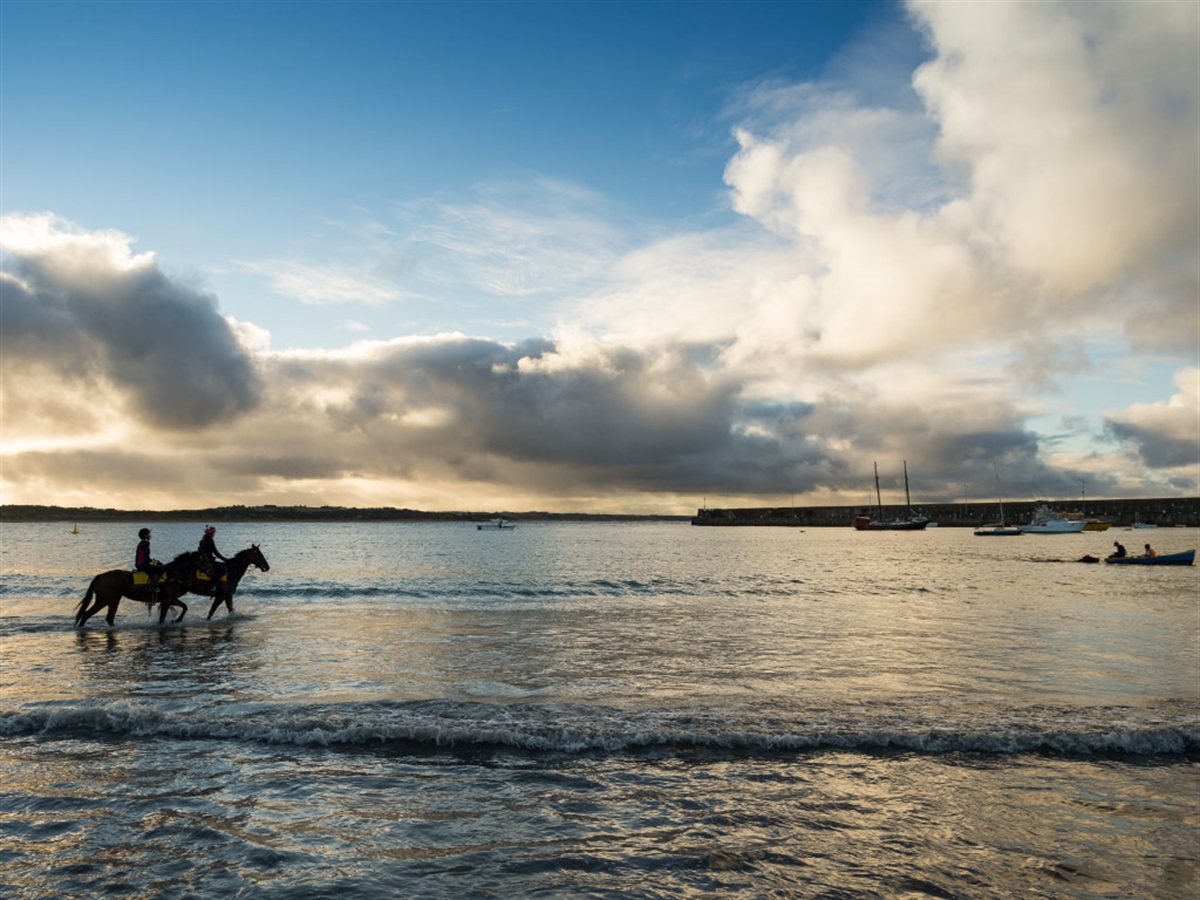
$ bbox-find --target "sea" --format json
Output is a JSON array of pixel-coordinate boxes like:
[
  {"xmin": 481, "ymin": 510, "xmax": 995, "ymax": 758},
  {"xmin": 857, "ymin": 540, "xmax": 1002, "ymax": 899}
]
[{"xmin": 1, "ymin": 520, "xmax": 1197, "ymax": 899}]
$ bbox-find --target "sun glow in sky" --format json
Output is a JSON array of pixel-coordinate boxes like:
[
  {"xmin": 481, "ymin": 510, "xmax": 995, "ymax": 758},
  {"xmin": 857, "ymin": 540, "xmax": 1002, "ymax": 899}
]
[{"xmin": 1, "ymin": 0, "xmax": 1197, "ymax": 514}]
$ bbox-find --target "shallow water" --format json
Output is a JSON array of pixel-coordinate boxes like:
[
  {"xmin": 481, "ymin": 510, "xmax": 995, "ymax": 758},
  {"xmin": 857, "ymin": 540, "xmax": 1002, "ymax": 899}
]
[{"xmin": 2, "ymin": 521, "xmax": 1197, "ymax": 897}]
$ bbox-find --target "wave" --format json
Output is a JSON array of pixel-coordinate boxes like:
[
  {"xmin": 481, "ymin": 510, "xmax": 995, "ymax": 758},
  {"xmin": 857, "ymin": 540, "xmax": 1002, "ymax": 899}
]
[
  {"xmin": 0, "ymin": 573, "xmax": 808, "ymax": 604},
  {"xmin": 3, "ymin": 698, "xmax": 1197, "ymax": 758}
]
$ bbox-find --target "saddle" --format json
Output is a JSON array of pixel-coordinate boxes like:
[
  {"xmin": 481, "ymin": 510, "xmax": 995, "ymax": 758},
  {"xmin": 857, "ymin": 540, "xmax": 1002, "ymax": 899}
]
[
  {"xmin": 195, "ymin": 570, "xmax": 228, "ymax": 584},
  {"xmin": 132, "ymin": 568, "xmax": 215, "ymax": 585}
]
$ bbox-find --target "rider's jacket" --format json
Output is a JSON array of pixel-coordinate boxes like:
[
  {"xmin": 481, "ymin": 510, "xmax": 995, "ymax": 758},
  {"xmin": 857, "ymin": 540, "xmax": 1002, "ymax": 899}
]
[{"xmin": 135, "ymin": 539, "xmax": 154, "ymax": 572}]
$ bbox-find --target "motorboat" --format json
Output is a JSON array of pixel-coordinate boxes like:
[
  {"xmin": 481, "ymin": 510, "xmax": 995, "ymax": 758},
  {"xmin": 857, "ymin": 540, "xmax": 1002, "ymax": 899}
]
[{"xmin": 1019, "ymin": 505, "xmax": 1085, "ymax": 534}]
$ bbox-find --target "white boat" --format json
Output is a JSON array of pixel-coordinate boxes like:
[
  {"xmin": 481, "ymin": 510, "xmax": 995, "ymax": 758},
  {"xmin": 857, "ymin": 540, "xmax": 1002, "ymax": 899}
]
[
  {"xmin": 1131, "ymin": 522, "xmax": 1157, "ymax": 529},
  {"xmin": 1019, "ymin": 505, "xmax": 1085, "ymax": 534},
  {"xmin": 477, "ymin": 518, "xmax": 516, "ymax": 530}
]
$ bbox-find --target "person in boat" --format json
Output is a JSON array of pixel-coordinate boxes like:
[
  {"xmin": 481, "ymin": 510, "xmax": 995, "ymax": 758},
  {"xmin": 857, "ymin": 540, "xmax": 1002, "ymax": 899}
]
[
  {"xmin": 1144, "ymin": 544, "xmax": 1156, "ymax": 558},
  {"xmin": 1110, "ymin": 541, "xmax": 1127, "ymax": 559},
  {"xmin": 134, "ymin": 527, "xmax": 164, "ymax": 595},
  {"xmin": 198, "ymin": 525, "xmax": 230, "ymax": 581}
]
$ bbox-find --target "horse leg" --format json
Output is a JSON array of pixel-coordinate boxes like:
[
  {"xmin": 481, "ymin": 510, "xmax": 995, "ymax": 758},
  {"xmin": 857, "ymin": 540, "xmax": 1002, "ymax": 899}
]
[
  {"xmin": 173, "ymin": 598, "xmax": 188, "ymax": 624},
  {"xmin": 76, "ymin": 582, "xmax": 115, "ymax": 627},
  {"xmin": 76, "ymin": 598, "xmax": 102, "ymax": 627},
  {"xmin": 206, "ymin": 591, "xmax": 225, "ymax": 620}
]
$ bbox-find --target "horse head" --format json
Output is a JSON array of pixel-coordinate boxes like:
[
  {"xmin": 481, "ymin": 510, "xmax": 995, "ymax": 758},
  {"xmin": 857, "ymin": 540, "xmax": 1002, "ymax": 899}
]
[{"xmin": 248, "ymin": 544, "xmax": 270, "ymax": 572}]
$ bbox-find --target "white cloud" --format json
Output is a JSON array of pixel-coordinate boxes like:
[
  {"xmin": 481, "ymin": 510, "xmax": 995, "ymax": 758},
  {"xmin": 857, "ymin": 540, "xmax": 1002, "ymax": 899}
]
[
  {"xmin": 910, "ymin": 0, "xmax": 1198, "ymax": 297},
  {"xmin": 0, "ymin": 212, "xmax": 155, "ymax": 280},
  {"xmin": 241, "ymin": 259, "xmax": 403, "ymax": 305}
]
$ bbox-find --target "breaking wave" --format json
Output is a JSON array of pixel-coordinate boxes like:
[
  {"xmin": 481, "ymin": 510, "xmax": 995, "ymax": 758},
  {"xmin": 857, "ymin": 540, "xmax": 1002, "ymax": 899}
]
[{"xmin": 4, "ymin": 698, "xmax": 1197, "ymax": 758}]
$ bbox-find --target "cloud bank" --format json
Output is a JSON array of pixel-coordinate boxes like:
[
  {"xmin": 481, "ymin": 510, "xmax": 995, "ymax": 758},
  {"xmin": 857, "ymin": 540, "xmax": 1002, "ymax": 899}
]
[
  {"xmin": 2, "ymin": 214, "xmax": 262, "ymax": 434},
  {"xmin": 2, "ymin": 1, "xmax": 1196, "ymax": 511}
]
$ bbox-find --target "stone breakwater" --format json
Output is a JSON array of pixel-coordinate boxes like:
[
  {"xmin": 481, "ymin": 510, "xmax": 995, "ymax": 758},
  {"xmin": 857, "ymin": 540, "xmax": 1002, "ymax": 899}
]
[{"xmin": 692, "ymin": 497, "xmax": 1200, "ymax": 527}]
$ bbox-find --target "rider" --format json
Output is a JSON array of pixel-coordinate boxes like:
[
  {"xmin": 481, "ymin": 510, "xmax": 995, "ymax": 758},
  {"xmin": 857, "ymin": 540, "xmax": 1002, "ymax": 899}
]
[
  {"xmin": 198, "ymin": 525, "xmax": 230, "ymax": 582},
  {"xmin": 134, "ymin": 527, "xmax": 164, "ymax": 596}
]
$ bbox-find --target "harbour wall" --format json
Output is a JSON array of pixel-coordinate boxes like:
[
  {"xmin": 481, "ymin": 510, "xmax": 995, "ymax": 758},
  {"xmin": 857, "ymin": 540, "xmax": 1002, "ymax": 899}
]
[{"xmin": 691, "ymin": 497, "xmax": 1200, "ymax": 528}]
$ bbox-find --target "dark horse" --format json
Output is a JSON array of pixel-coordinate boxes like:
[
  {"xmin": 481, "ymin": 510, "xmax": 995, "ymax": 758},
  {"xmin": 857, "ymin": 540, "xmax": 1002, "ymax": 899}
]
[
  {"xmin": 75, "ymin": 551, "xmax": 213, "ymax": 627},
  {"xmin": 181, "ymin": 545, "xmax": 270, "ymax": 619}
]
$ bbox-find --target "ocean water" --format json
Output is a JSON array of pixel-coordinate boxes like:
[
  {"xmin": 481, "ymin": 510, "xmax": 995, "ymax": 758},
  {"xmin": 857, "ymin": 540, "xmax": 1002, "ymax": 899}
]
[{"xmin": 1, "ymin": 520, "xmax": 1197, "ymax": 898}]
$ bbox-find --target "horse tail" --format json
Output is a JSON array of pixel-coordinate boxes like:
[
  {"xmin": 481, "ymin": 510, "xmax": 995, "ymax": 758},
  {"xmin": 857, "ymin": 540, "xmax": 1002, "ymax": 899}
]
[{"xmin": 75, "ymin": 579, "xmax": 96, "ymax": 626}]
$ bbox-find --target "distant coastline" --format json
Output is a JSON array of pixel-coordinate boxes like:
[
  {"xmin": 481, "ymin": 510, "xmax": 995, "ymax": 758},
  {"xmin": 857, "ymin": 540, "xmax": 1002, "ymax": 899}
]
[
  {"xmin": 4, "ymin": 498, "xmax": 1197, "ymax": 527},
  {"xmin": 0, "ymin": 504, "xmax": 690, "ymax": 524}
]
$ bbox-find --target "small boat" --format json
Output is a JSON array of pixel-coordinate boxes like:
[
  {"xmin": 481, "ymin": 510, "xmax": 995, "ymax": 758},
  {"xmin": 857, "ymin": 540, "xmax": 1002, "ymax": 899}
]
[
  {"xmin": 477, "ymin": 518, "xmax": 516, "ymax": 530},
  {"xmin": 1131, "ymin": 522, "xmax": 1157, "ymax": 529},
  {"xmin": 1104, "ymin": 550, "xmax": 1194, "ymax": 566},
  {"xmin": 852, "ymin": 461, "xmax": 929, "ymax": 531},
  {"xmin": 974, "ymin": 468, "xmax": 1023, "ymax": 536},
  {"xmin": 1019, "ymin": 505, "xmax": 1085, "ymax": 534},
  {"xmin": 975, "ymin": 523, "xmax": 1023, "ymax": 537}
]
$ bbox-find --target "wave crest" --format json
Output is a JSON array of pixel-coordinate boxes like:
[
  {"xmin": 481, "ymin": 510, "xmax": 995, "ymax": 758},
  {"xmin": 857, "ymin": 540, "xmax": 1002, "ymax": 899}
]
[{"xmin": 3, "ymin": 699, "xmax": 1196, "ymax": 758}]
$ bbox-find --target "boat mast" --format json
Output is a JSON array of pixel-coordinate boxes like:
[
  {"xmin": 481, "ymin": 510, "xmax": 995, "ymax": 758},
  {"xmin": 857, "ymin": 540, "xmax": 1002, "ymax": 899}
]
[
  {"xmin": 873, "ymin": 462, "xmax": 882, "ymax": 515},
  {"xmin": 903, "ymin": 460, "xmax": 912, "ymax": 512},
  {"xmin": 994, "ymin": 464, "xmax": 1005, "ymax": 526}
]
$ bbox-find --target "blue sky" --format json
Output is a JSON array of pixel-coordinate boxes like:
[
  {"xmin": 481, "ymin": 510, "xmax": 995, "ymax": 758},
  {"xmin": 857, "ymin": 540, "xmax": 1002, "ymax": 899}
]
[
  {"xmin": 2, "ymin": 0, "xmax": 1197, "ymax": 513},
  {"xmin": 5, "ymin": 1, "xmax": 889, "ymax": 345}
]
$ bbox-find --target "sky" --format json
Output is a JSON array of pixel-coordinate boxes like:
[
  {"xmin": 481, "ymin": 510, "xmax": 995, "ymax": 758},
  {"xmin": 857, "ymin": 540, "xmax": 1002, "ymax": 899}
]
[{"xmin": 1, "ymin": 0, "xmax": 1197, "ymax": 515}]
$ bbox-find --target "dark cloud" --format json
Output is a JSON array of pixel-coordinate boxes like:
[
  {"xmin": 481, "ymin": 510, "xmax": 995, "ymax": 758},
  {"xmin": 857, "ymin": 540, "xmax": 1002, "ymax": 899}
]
[
  {"xmin": 2, "ymin": 448, "xmax": 183, "ymax": 494},
  {"xmin": 269, "ymin": 337, "xmax": 745, "ymax": 480},
  {"xmin": 228, "ymin": 336, "xmax": 1102, "ymax": 504},
  {"xmin": 1105, "ymin": 419, "xmax": 1199, "ymax": 469},
  {"xmin": 215, "ymin": 453, "xmax": 350, "ymax": 481},
  {"xmin": 1, "ymin": 246, "xmax": 261, "ymax": 430}
]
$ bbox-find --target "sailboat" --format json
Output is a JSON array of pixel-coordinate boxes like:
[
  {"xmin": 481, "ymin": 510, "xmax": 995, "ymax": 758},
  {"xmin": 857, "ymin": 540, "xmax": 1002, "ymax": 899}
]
[
  {"xmin": 852, "ymin": 461, "xmax": 929, "ymax": 531},
  {"xmin": 974, "ymin": 468, "xmax": 1022, "ymax": 536}
]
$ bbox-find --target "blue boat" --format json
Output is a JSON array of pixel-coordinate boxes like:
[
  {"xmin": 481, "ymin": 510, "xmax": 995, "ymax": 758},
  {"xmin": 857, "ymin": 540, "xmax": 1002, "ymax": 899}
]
[{"xmin": 1104, "ymin": 550, "xmax": 1194, "ymax": 566}]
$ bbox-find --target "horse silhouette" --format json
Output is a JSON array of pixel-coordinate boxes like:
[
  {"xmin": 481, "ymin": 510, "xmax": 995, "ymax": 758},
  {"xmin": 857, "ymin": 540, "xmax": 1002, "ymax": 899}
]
[
  {"xmin": 75, "ymin": 551, "xmax": 213, "ymax": 627},
  {"xmin": 180, "ymin": 545, "xmax": 270, "ymax": 619}
]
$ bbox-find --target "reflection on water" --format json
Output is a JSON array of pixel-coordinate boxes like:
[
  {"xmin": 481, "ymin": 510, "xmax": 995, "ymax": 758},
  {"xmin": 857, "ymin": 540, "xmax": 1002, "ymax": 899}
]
[{"xmin": 69, "ymin": 619, "xmax": 260, "ymax": 705}]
